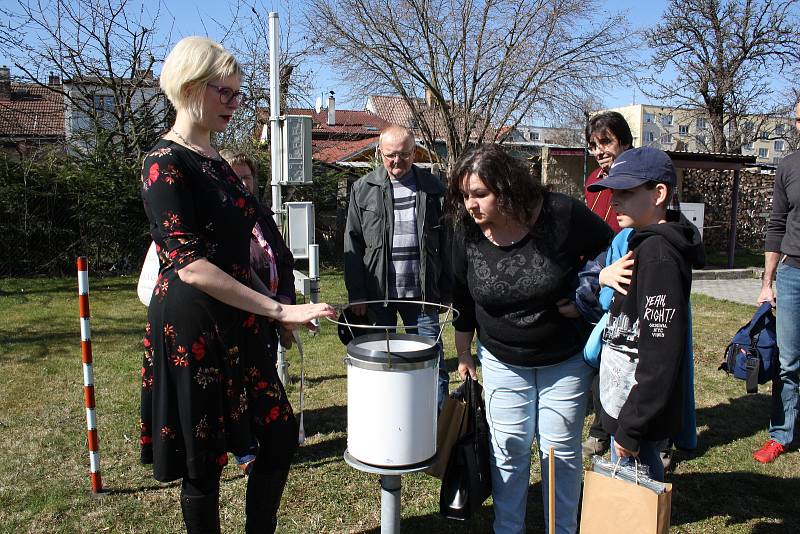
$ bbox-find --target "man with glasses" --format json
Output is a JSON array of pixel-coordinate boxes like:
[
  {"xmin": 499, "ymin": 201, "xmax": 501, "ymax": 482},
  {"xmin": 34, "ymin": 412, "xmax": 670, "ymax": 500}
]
[
  {"xmin": 755, "ymin": 100, "xmax": 800, "ymax": 463},
  {"xmin": 344, "ymin": 125, "xmax": 451, "ymax": 410}
]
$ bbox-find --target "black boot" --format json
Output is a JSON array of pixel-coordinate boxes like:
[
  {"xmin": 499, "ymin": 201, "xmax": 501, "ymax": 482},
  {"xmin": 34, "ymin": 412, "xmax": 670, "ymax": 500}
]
[
  {"xmin": 180, "ymin": 493, "xmax": 221, "ymax": 534},
  {"xmin": 245, "ymin": 467, "xmax": 290, "ymax": 534}
]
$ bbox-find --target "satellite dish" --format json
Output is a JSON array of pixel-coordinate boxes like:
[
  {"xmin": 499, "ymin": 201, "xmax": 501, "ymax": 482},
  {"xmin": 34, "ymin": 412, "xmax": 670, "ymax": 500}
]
[{"xmin": 315, "ymin": 96, "xmax": 322, "ymax": 113}]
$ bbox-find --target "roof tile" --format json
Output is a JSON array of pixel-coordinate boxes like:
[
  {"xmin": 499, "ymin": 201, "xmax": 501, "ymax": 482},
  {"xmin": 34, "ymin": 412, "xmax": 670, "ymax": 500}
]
[{"xmin": 0, "ymin": 83, "xmax": 64, "ymax": 138}]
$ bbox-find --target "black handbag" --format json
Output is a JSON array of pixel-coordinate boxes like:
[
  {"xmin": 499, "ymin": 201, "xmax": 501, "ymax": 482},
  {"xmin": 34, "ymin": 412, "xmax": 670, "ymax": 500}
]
[{"xmin": 439, "ymin": 374, "xmax": 493, "ymax": 520}]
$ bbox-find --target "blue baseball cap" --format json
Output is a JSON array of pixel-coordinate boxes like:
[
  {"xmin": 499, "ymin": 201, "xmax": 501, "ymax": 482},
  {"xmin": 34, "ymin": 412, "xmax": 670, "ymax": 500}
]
[{"xmin": 586, "ymin": 147, "xmax": 676, "ymax": 192}]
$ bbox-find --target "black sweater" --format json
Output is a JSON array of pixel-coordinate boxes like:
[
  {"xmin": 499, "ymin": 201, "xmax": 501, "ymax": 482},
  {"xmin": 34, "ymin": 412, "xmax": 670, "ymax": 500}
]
[
  {"xmin": 765, "ymin": 150, "xmax": 800, "ymax": 257},
  {"xmin": 452, "ymin": 192, "xmax": 613, "ymax": 367},
  {"xmin": 598, "ymin": 213, "xmax": 705, "ymax": 452}
]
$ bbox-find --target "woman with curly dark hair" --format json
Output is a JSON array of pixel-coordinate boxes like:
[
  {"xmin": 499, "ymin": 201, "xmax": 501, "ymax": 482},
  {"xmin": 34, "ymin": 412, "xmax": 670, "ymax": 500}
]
[{"xmin": 448, "ymin": 145, "xmax": 612, "ymax": 533}]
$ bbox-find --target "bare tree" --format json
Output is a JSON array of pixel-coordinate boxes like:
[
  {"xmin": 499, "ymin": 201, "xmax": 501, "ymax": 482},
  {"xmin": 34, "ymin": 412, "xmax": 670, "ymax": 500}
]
[
  {"xmin": 640, "ymin": 0, "xmax": 800, "ymax": 154},
  {"xmin": 0, "ymin": 0, "xmax": 177, "ymax": 163},
  {"xmin": 307, "ymin": 0, "xmax": 631, "ymax": 163},
  {"xmin": 217, "ymin": 0, "xmax": 320, "ymax": 147}
]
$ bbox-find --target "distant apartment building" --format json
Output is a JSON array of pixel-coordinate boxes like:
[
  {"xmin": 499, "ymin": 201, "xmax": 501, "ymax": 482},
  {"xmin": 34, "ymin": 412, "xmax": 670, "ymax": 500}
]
[
  {"xmin": 606, "ymin": 104, "xmax": 794, "ymax": 165},
  {"xmin": 503, "ymin": 124, "xmax": 583, "ymax": 147}
]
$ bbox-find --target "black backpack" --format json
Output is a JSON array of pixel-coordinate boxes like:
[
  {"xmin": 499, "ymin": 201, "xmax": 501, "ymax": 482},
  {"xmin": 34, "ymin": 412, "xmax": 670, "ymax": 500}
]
[{"xmin": 719, "ymin": 302, "xmax": 779, "ymax": 393}]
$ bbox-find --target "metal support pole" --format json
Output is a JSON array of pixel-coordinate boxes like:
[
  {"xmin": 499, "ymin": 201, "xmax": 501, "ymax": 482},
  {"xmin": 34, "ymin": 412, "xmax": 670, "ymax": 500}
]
[
  {"xmin": 269, "ymin": 11, "xmax": 289, "ymax": 386},
  {"xmin": 727, "ymin": 168, "xmax": 741, "ymax": 269},
  {"xmin": 309, "ymin": 244, "xmax": 320, "ymax": 331},
  {"xmin": 269, "ymin": 12, "xmax": 282, "ymax": 227},
  {"xmin": 276, "ymin": 342, "xmax": 289, "ymax": 387},
  {"xmin": 380, "ymin": 475, "xmax": 401, "ymax": 534},
  {"xmin": 582, "ymin": 111, "xmax": 589, "ymax": 187}
]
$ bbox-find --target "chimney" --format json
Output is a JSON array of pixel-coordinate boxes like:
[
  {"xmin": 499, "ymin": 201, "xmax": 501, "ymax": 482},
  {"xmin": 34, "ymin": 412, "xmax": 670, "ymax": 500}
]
[
  {"xmin": 327, "ymin": 91, "xmax": 336, "ymax": 126},
  {"xmin": 425, "ymin": 86, "xmax": 434, "ymax": 108},
  {"xmin": 0, "ymin": 66, "xmax": 10, "ymax": 100},
  {"xmin": 48, "ymin": 71, "xmax": 61, "ymax": 86}
]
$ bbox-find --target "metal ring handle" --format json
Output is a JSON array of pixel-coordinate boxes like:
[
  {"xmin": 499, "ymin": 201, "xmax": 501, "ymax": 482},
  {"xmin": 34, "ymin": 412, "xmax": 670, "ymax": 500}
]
[{"xmin": 325, "ymin": 299, "xmax": 460, "ymax": 330}]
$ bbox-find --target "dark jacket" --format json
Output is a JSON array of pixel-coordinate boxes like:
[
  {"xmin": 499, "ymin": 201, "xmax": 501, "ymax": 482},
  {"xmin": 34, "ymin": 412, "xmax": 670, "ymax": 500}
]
[
  {"xmin": 251, "ymin": 201, "xmax": 295, "ymax": 305},
  {"xmin": 599, "ymin": 212, "xmax": 705, "ymax": 452},
  {"xmin": 344, "ymin": 164, "xmax": 451, "ymax": 306}
]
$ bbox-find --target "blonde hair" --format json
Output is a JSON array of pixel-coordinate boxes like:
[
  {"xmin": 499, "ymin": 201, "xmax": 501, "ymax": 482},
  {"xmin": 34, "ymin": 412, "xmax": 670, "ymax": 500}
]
[{"xmin": 160, "ymin": 36, "xmax": 241, "ymax": 122}]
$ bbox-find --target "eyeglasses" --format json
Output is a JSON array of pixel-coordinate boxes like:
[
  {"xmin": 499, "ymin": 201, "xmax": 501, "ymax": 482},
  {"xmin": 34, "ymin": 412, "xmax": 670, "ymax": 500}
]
[
  {"xmin": 207, "ymin": 83, "xmax": 247, "ymax": 106},
  {"xmin": 380, "ymin": 150, "xmax": 413, "ymax": 160},
  {"xmin": 588, "ymin": 136, "xmax": 618, "ymax": 151}
]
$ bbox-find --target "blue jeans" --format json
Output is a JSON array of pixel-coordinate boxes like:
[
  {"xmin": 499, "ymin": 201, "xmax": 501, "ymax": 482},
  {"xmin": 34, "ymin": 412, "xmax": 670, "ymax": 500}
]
[
  {"xmin": 771, "ymin": 262, "xmax": 800, "ymax": 446},
  {"xmin": 477, "ymin": 343, "xmax": 593, "ymax": 534},
  {"xmin": 369, "ymin": 301, "xmax": 449, "ymax": 411},
  {"xmin": 609, "ymin": 437, "xmax": 668, "ymax": 482}
]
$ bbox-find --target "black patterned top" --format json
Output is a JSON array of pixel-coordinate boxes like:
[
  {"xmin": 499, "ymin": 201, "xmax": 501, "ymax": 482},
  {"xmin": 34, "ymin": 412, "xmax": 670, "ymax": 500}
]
[{"xmin": 452, "ymin": 192, "xmax": 612, "ymax": 367}]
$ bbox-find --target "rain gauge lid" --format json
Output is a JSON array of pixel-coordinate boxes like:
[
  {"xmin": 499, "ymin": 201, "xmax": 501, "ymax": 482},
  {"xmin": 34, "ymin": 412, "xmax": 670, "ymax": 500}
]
[{"xmin": 347, "ymin": 333, "xmax": 438, "ymax": 364}]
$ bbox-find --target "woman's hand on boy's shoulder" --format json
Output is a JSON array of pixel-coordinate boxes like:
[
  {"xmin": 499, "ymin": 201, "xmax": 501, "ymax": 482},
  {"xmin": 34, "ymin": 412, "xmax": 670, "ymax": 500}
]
[{"xmin": 600, "ymin": 251, "xmax": 634, "ymax": 294}]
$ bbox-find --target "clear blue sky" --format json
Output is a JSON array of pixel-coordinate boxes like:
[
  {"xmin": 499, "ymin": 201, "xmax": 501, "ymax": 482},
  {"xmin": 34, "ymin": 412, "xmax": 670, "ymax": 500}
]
[
  {"xmin": 0, "ymin": 0, "xmax": 716, "ymax": 112},
  {"xmin": 154, "ymin": 0, "xmax": 667, "ymax": 110}
]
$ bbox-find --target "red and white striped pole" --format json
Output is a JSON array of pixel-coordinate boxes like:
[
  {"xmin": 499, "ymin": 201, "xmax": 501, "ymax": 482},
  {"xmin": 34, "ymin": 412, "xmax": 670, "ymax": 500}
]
[{"xmin": 77, "ymin": 256, "xmax": 104, "ymax": 495}]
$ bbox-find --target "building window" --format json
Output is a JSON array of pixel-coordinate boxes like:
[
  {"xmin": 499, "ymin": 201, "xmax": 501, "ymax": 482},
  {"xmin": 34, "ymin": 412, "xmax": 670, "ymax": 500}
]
[
  {"xmin": 743, "ymin": 142, "xmax": 754, "ymax": 150},
  {"xmin": 531, "ymin": 131, "xmax": 540, "ymax": 141},
  {"xmin": 758, "ymin": 147, "xmax": 769, "ymax": 158},
  {"xmin": 644, "ymin": 112, "xmax": 655, "ymax": 124},
  {"xmin": 696, "ymin": 134, "xmax": 706, "ymax": 146},
  {"xmin": 661, "ymin": 114, "xmax": 673, "ymax": 126},
  {"xmin": 696, "ymin": 117, "xmax": 707, "ymax": 129},
  {"xmin": 774, "ymin": 140, "xmax": 785, "ymax": 151},
  {"xmin": 759, "ymin": 130, "xmax": 770, "ymax": 140},
  {"xmin": 644, "ymin": 131, "xmax": 655, "ymax": 143},
  {"xmin": 678, "ymin": 125, "xmax": 689, "ymax": 135},
  {"xmin": 93, "ymin": 95, "xmax": 115, "ymax": 112},
  {"xmin": 661, "ymin": 133, "xmax": 673, "ymax": 144},
  {"xmin": 775, "ymin": 123, "xmax": 785, "ymax": 135}
]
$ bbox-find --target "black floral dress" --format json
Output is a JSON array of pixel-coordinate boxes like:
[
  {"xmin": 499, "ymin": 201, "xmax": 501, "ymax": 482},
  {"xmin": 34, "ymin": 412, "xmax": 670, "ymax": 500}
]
[{"xmin": 140, "ymin": 140, "xmax": 295, "ymax": 483}]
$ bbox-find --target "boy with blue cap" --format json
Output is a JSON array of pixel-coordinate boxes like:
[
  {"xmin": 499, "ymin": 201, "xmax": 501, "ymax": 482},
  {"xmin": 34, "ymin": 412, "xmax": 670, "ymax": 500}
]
[{"xmin": 587, "ymin": 147, "xmax": 705, "ymax": 481}]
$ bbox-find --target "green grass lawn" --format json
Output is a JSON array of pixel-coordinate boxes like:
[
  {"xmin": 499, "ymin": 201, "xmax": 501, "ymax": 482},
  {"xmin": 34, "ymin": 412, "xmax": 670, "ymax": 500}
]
[
  {"xmin": 0, "ymin": 271, "xmax": 796, "ymax": 533},
  {"xmin": 704, "ymin": 249, "xmax": 764, "ymax": 269}
]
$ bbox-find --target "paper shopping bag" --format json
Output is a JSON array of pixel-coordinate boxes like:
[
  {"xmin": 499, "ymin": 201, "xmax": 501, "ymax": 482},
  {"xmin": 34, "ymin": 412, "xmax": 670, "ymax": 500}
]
[
  {"xmin": 579, "ymin": 470, "xmax": 672, "ymax": 534},
  {"xmin": 425, "ymin": 392, "xmax": 468, "ymax": 479}
]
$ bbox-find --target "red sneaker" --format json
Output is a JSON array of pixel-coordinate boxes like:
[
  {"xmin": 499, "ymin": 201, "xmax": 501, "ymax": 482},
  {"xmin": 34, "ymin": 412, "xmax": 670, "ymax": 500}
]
[{"xmin": 753, "ymin": 439, "xmax": 785, "ymax": 464}]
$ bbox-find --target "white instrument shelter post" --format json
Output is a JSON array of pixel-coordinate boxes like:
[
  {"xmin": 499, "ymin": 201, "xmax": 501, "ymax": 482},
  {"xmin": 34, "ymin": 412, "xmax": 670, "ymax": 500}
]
[{"xmin": 269, "ymin": 11, "xmax": 318, "ymax": 386}]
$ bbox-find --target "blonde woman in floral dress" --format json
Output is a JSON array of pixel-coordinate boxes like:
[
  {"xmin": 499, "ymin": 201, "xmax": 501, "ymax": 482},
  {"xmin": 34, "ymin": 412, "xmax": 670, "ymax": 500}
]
[{"xmin": 140, "ymin": 36, "xmax": 335, "ymax": 533}]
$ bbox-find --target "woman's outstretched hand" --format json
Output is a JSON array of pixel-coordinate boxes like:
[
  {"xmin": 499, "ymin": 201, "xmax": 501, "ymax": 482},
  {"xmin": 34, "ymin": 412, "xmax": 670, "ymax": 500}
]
[
  {"xmin": 279, "ymin": 302, "xmax": 337, "ymax": 331},
  {"xmin": 599, "ymin": 251, "xmax": 634, "ymax": 294}
]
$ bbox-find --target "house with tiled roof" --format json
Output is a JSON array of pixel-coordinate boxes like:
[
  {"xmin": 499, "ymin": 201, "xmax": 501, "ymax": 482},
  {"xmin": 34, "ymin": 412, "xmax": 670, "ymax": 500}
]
[
  {"xmin": 0, "ymin": 66, "xmax": 65, "ymax": 156},
  {"xmin": 62, "ymin": 71, "xmax": 167, "ymax": 152},
  {"xmin": 0, "ymin": 65, "xmax": 168, "ymax": 158},
  {"xmin": 365, "ymin": 93, "xmax": 514, "ymax": 161}
]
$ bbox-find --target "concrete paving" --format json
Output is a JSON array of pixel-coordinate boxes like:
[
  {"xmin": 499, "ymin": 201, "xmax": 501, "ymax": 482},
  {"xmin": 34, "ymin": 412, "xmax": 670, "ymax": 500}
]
[{"xmin": 691, "ymin": 278, "xmax": 762, "ymax": 307}]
